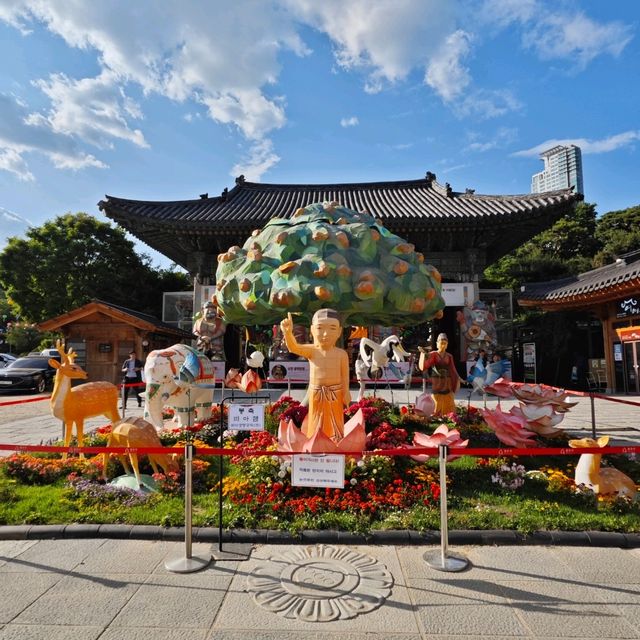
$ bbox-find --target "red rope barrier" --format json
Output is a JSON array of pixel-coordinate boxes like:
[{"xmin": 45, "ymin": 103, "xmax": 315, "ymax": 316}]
[
  {"xmin": 0, "ymin": 442, "xmax": 638, "ymax": 458},
  {"xmin": 0, "ymin": 395, "xmax": 50, "ymax": 406}
]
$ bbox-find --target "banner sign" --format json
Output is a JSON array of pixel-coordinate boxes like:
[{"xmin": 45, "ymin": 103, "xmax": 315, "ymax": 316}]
[
  {"xmin": 227, "ymin": 403, "xmax": 265, "ymax": 431},
  {"xmin": 291, "ymin": 454, "xmax": 345, "ymax": 488},
  {"xmin": 211, "ymin": 360, "xmax": 225, "ymax": 381},
  {"xmin": 523, "ymin": 342, "xmax": 536, "ymax": 383},
  {"xmin": 616, "ymin": 297, "xmax": 640, "ymax": 319},
  {"xmin": 269, "ymin": 360, "xmax": 309, "ymax": 382}
]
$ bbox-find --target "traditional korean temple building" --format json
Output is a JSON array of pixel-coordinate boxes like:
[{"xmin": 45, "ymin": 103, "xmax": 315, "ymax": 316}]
[
  {"xmin": 99, "ymin": 172, "xmax": 581, "ymax": 367},
  {"xmin": 519, "ymin": 249, "xmax": 640, "ymax": 393}
]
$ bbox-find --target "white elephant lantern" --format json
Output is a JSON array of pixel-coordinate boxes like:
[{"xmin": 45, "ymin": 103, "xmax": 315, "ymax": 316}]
[{"xmin": 143, "ymin": 344, "xmax": 216, "ymax": 431}]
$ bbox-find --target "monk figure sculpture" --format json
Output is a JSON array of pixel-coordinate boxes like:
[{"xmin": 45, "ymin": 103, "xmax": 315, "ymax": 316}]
[{"xmin": 280, "ymin": 309, "xmax": 351, "ymax": 441}]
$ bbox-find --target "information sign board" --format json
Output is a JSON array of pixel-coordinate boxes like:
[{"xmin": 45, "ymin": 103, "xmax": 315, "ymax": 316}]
[
  {"xmin": 227, "ymin": 403, "xmax": 265, "ymax": 431},
  {"xmin": 291, "ymin": 454, "xmax": 345, "ymax": 488}
]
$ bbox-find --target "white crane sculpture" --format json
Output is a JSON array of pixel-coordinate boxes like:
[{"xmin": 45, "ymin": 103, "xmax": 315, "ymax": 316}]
[{"xmin": 355, "ymin": 335, "xmax": 411, "ymax": 401}]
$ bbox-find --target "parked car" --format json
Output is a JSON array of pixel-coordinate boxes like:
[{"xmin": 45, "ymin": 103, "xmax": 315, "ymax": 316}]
[
  {"xmin": 0, "ymin": 356, "xmax": 58, "ymax": 393},
  {"xmin": 0, "ymin": 353, "xmax": 17, "ymax": 368}
]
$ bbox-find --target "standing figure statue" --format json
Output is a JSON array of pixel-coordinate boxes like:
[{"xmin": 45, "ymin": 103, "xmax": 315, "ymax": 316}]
[
  {"xmin": 193, "ymin": 299, "xmax": 226, "ymax": 359},
  {"xmin": 280, "ymin": 309, "xmax": 351, "ymax": 441},
  {"xmin": 419, "ymin": 333, "xmax": 460, "ymax": 415}
]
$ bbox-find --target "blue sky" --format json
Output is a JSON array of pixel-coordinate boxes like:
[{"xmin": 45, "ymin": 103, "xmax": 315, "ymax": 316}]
[{"xmin": 0, "ymin": 0, "xmax": 638, "ymax": 269}]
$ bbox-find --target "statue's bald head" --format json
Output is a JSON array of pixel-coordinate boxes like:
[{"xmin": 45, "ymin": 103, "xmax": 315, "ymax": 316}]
[{"xmin": 312, "ymin": 308, "xmax": 339, "ymax": 323}]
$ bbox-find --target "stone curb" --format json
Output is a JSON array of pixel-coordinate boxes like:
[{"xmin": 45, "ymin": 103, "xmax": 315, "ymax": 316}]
[{"xmin": 0, "ymin": 525, "xmax": 638, "ymax": 547}]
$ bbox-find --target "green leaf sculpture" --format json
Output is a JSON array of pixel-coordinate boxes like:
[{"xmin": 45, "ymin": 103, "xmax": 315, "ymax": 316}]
[{"xmin": 215, "ymin": 202, "xmax": 445, "ymax": 326}]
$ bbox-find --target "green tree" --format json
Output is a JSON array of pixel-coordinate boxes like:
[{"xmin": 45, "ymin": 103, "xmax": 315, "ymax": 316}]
[
  {"xmin": 593, "ymin": 205, "xmax": 640, "ymax": 266},
  {"xmin": 483, "ymin": 202, "xmax": 599, "ymax": 293},
  {"xmin": 0, "ymin": 213, "xmax": 189, "ymax": 322}
]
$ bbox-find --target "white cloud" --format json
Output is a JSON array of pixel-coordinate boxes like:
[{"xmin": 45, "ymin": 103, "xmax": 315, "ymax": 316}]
[
  {"xmin": 479, "ymin": 1, "xmax": 633, "ymax": 68},
  {"xmin": 513, "ymin": 131, "xmax": 640, "ymax": 157},
  {"xmin": 285, "ymin": 0, "xmax": 457, "ymax": 90},
  {"xmin": 28, "ymin": 71, "xmax": 148, "ymax": 149},
  {"xmin": 231, "ymin": 139, "xmax": 281, "ymax": 181},
  {"xmin": 456, "ymin": 88, "xmax": 522, "ymax": 120},
  {"xmin": 0, "ymin": 206, "xmax": 33, "ymax": 226},
  {"xmin": 0, "ymin": 93, "xmax": 106, "ymax": 180},
  {"xmin": 1, "ymin": 0, "xmax": 306, "ymax": 143},
  {"xmin": 465, "ymin": 126, "xmax": 518, "ymax": 152},
  {"xmin": 201, "ymin": 89, "xmax": 286, "ymax": 140},
  {"xmin": 523, "ymin": 12, "xmax": 633, "ymax": 68},
  {"xmin": 340, "ymin": 116, "xmax": 359, "ymax": 128},
  {"xmin": 425, "ymin": 30, "xmax": 473, "ymax": 102}
]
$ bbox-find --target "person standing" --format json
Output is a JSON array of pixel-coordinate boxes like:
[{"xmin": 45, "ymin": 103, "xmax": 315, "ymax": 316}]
[{"xmin": 121, "ymin": 350, "xmax": 143, "ymax": 408}]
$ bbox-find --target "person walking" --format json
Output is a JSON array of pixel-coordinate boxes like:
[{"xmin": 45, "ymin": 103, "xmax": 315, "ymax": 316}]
[{"xmin": 121, "ymin": 350, "xmax": 143, "ymax": 408}]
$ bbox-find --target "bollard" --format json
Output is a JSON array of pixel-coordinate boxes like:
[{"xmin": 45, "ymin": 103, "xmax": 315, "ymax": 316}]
[
  {"xmin": 165, "ymin": 442, "xmax": 211, "ymax": 573},
  {"xmin": 590, "ymin": 393, "xmax": 597, "ymax": 439},
  {"xmin": 423, "ymin": 444, "xmax": 469, "ymax": 572}
]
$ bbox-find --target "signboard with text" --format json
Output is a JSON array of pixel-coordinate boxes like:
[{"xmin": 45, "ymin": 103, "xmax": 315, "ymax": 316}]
[
  {"xmin": 227, "ymin": 403, "xmax": 265, "ymax": 431},
  {"xmin": 522, "ymin": 342, "xmax": 536, "ymax": 383},
  {"xmin": 292, "ymin": 454, "xmax": 345, "ymax": 488}
]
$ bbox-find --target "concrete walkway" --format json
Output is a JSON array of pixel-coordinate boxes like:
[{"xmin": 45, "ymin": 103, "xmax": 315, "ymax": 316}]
[{"xmin": 1, "ymin": 538, "xmax": 640, "ymax": 639}]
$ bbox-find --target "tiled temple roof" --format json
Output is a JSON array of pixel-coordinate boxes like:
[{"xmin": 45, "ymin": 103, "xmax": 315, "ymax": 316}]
[
  {"xmin": 98, "ymin": 173, "xmax": 581, "ymax": 270},
  {"xmin": 519, "ymin": 250, "xmax": 640, "ymax": 309}
]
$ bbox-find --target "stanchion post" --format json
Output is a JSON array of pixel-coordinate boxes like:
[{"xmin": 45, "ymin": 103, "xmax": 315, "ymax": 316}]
[
  {"xmin": 165, "ymin": 442, "xmax": 211, "ymax": 572},
  {"xmin": 423, "ymin": 444, "xmax": 469, "ymax": 572},
  {"xmin": 120, "ymin": 381, "xmax": 126, "ymax": 418},
  {"xmin": 166, "ymin": 389, "xmax": 211, "ymax": 573},
  {"xmin": 590, "ymin": 393, "xmax": 597, "ymax": 439}
]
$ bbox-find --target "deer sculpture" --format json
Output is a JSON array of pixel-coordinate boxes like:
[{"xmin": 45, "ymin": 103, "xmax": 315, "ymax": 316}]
[
  {"xmin": 103, "ymin": 417, "xmax": 179, "ymax": 488},
  {"xmin": 569, "ymin": 436, "xmax": 637, "ymax": 498},
  {"xmin": 49, "ymin": 340, "xmax": 120, "ymax": 456}
]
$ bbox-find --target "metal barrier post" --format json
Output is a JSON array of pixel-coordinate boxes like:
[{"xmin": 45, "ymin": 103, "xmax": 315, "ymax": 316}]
[
  {"xmin": 165, "ymin": 442, "xmax": 211, "ymax": 573},
  {"xmin": 590, "ymin": 393, "xmax": 597, "ymax": 439},
  {"xmin": 120, "ymin": 381, "xmax": 126, "ymax": 419},
  {"xmin": 423, "ymin": 444, "xmax": 469, "ymax": 572}
]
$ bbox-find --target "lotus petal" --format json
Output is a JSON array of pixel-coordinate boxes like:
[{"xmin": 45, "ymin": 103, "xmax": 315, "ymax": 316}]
[
  {"xmin": 410, "ymin": 424, "xmax": 469, "ymax": 462},
  {"xmin": 481, "ymin": 406, "xmax": 537, "ymax": 448},
  {"xmin": 414, "ymin": 392, "xmax": 435, "ymax": 417}
]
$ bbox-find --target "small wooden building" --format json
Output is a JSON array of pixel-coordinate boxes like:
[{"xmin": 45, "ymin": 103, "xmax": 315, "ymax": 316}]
[
  {"xmin": 38, "ymin": 299, "xmax": 192, "ymax": 384},
  {"xmin": 519, "ymin": 250, "xmax": 640, "ymax": 393}
]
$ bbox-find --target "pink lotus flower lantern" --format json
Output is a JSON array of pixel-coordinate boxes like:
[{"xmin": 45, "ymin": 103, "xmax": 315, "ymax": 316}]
[
  {"xmin": 277, "ymin": 408, "xmax": 366, "ymax": 455},
  {"xmin": 483, "ymin": 377, "xmax": 516, "ymax": 399},
  {"xmin": 480, "ymin": 406, "xmax": 537, "ymax": 447},
  {"xmin": 409, "ymin": 424, "xmax": 469, "ymax": 462},
  {"xmin": 512, "ymin": 384, "xmax": 577, "ymax": 412}
]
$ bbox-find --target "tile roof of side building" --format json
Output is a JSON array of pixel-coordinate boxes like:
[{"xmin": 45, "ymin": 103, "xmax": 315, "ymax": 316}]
[{"xmin": 519, "ymin": 249, "xmax": 640, "ymax": 307}]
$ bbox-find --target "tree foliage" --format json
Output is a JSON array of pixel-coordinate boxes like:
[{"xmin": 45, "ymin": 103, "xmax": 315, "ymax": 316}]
[
  {"xmin": 0, "ymin": 213, "xmax": 189, "ymax": 322},
  {"xmin": 216, "ymin": 202, "xmax": 445, "ymax": 326},
  {"xmin": 483, "ymin": 201, "xmax": 627, "ymax": 293},
  {"xmin": 593, "ymin": 205, "xmax": 640, "ymax": 266}
]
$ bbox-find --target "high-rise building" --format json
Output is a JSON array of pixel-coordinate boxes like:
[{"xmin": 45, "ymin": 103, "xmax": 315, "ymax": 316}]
[{"xmin": 531, "ymin": 144, "xmax": 583, "ymax": 195}]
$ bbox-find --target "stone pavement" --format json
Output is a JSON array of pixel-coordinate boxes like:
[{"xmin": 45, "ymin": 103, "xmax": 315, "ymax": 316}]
[{"xmin": 1, "ymin": 537, "xmax": 640, "ymax": 639}]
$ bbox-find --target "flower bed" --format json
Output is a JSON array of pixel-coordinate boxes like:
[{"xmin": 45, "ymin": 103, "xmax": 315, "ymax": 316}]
[{"xmin": 0, "ymin": 396, "xmax": 639, "ymax": 533}]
